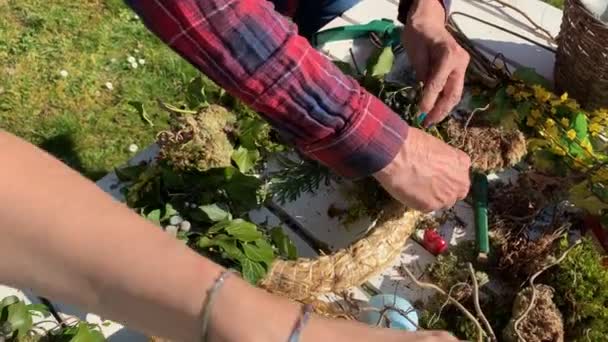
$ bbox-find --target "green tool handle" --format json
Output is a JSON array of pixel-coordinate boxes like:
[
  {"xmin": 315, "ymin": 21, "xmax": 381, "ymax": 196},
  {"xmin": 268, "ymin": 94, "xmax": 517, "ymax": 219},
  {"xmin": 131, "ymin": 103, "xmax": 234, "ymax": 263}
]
[
  {"xmin": 472, "ymin": 173, "xmax": 489, "ymax": 261},
  {"xmin": 312, "ymin": 19, "xmax": 401, "ymax": 49}
]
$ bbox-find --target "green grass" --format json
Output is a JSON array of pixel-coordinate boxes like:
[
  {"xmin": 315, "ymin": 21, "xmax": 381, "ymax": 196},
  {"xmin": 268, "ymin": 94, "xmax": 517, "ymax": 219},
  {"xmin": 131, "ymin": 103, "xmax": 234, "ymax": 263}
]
[
  {"xmin": 543, "ymin": 0, "xmax": 565, "ymax": 9},
  {"xmin": 0, "ymin": 0, "xmax": 199, "ymax": 179}
]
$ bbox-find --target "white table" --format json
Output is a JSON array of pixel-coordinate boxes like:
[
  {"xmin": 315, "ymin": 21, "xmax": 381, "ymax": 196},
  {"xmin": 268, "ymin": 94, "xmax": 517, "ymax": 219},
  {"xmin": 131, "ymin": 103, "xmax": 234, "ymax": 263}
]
[{"xmin": 1, "ymin": 0, "xmax": 563, "ymax": 339}]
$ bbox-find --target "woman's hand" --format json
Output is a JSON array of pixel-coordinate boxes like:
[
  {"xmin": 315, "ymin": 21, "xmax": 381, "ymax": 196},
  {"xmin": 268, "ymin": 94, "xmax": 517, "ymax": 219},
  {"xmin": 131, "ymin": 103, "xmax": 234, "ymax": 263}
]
[
  {"xmin": 402, "ymin": 0, "xmax": 470, "ymax": 127},
  {"xmin": 374, "ymin": 127, "xmax": 471, "ymax": 212}
]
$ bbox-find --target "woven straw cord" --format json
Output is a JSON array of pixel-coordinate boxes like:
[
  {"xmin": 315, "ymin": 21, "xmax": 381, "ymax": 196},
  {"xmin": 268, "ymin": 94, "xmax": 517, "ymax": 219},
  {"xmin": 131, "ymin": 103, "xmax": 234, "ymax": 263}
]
[
  {"xmin": 259, "ymin": 202, "xmax": 421, "ymax": 301},
  {"xmin": 555, "ymin": 0, "xmax": 608, "ymax": 109}
]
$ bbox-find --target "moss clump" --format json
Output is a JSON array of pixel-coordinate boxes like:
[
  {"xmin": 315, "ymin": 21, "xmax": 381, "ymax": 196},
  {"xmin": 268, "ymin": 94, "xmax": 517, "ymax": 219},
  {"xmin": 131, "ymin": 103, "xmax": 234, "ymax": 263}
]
[
  {"xmin": 502, "ymin": 285, "xmax": 564, "ymax": 342},
  {"xmin": 157, "ymin": 105, "xmax": 236, "ymax": 172},
  {"xmin": 549, "ymin": 239, "xmax": 608, "ymax": 341}
]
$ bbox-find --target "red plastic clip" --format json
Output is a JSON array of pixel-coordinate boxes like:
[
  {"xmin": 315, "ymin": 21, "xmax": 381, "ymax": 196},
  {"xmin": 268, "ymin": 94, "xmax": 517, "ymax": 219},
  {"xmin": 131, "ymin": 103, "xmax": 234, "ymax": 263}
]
[{"xmin": 422, "ymin": 229, "xmax": 448, "ymax": 256}]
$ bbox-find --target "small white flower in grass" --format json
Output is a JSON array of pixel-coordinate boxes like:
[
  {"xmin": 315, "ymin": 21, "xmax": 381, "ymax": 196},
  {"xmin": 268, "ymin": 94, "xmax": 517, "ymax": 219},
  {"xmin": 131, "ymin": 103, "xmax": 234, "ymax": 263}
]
[
  {"xmin": 128, "ymin": 144, "xmax": 139, "ymax": 153},
  {"xmin": 130, "ymin": 62, "xmax": 138, "ymax": 69},
  {"xmin": 127, "ymin": 56, "xmax": 136, "ymax": 64},
  {"xmin": 184, "ymin": 201, "xmax": 190, "ymax": 207},
  {"xmin": 179, "ymin": 220, "xmax": 192, "ymax": 233},
  {"xmin": 138, "ymin": 58, "xmax": 145, "ymax": 65},
  {"xmin": 165, "ymin": 225, "xmax": 179, "ymax": 237},
  {"xmin": 59, "ymin": 70, "xmax": 68, "ymax": 78},
  {"xmin": 110, "ymin": 58, "xmax": 117, "ymax": 63},
  {"xmin": 134, "ymin": 49, "xmax": 140, "ymax": 54},
  {"xmin": 190, "ymin": 203, "xmax": 197, "ymax": 209},
  {"xmin": 169, "ymin": 215, "xmax": 184, "ymax": 226},
  {"xmin": 105, "ymin": 82, "xmax": 114, "ymax": 91}
]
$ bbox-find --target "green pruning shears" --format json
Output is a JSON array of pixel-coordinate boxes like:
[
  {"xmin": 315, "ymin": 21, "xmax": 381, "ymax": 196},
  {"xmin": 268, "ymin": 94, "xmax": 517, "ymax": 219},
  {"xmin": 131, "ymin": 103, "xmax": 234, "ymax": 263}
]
[
  {"xmin": 472, "ymin": 173, "xmax": 490, "ymax": 262},
  {"xmin": 312, "ymin": 19, "xmax": 403, "ymax": 51}
]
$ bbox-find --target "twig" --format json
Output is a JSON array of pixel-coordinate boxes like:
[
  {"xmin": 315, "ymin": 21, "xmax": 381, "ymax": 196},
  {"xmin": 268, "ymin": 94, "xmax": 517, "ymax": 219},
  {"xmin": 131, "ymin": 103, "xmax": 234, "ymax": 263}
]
[
  {"xmin": 514, "ymin": 240, "xmax": 582, "ymax": 341},
  {"xmin": 460, "ymin": 104, "xmax": 491, "ymax": 148},
  {"xmin": 399, "ymin": 264, "xmax": 486, "ymax": 342},
  {"xmin": 468, "ymin": 263, "xmax": 496, "ymax": 341},
  {"xmin": 429, "ymin": 282, "xmax": 470, "ymax": 327},
  {"xmin": 479, "ymin": 0, "xmax": 555, "ymax": 43}
]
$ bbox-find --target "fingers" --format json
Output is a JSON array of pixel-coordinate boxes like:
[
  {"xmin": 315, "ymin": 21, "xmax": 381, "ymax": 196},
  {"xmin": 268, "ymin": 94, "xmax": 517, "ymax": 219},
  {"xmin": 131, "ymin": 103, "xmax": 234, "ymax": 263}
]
[
  {"xmin": 418, "ymin": 47, "xmax": 453, "ymax": 116},
  {"xmin": 423, "ymin": 70, "xmax": 465, "ymax": 127}
]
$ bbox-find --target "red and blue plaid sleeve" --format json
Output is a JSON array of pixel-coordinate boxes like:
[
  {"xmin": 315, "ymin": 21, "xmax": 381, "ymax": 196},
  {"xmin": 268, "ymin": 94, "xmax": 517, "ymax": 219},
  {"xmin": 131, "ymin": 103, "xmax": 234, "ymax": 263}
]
[{"xmin": 125, "ymin": 0, "xmax": 409, "ymax": 179}]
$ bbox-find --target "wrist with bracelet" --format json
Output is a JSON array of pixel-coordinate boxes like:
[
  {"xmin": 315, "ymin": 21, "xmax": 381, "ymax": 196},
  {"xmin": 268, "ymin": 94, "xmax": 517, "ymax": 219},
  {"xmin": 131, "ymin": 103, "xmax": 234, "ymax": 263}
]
[{"xmin": 199, "ymin": 269, "xmax": 314, "ymax": 342}]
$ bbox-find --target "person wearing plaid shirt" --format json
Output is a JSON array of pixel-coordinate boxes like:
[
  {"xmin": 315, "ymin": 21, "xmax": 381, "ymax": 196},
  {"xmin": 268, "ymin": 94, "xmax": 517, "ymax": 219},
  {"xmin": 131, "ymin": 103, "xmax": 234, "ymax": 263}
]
[{"xmin": 125, "ymin": 0, "xmax": 470, "ymax": 213}]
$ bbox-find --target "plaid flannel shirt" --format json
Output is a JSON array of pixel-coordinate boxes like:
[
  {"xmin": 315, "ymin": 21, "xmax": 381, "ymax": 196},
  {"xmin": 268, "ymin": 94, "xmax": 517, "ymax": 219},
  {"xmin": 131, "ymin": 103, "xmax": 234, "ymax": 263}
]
[{"xmin": 126, "ymin": 0, "xmax": 449, "ymax": 178}]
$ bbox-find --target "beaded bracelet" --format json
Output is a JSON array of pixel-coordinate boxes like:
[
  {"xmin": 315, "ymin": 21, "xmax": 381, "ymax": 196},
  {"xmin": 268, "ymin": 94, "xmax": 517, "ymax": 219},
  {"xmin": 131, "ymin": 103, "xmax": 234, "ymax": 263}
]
[
  {"xmin": 200, "ymin": 270, "xmax": 235, "ymax": 342},
  {"xmin": 287, "ymin": 304, "xmax": 313, "ymax": 342}
]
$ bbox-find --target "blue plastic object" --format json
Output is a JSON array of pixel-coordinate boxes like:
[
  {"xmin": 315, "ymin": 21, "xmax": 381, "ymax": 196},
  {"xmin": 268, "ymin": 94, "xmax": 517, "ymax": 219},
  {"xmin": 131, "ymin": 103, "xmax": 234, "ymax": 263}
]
[{"xmin": 361, "ymin": 294, "xmax": 418, "ymax": 331}]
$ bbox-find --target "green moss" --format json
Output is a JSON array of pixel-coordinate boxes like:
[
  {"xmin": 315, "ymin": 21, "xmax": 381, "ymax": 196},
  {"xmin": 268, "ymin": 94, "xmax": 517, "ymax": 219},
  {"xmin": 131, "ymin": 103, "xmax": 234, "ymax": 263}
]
[
  {"xmin": 158, "ymin": 105, "xmax": 236, "ymax": 172},
  {"xmin": 549, "ymin": 238, "xmax": 608, "ymax": 341}
]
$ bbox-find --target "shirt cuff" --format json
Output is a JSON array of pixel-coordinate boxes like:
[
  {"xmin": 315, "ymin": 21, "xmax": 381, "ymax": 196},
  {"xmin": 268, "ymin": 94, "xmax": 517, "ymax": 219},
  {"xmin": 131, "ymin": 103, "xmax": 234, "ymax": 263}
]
[
  {"xmin": 301, "ymin": 94, "xmax": 409, "ymax": 179},
  {"xmin": 398, "ymin": 0, "xmax": 451, "ymax": 24}
]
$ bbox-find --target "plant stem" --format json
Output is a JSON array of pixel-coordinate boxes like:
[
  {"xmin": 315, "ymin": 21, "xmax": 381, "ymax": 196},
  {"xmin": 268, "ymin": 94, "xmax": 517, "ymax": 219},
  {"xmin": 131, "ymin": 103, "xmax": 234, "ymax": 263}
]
[{"xmin": 467, "ymin": 263, "xmax": 496, "ymax": 341}]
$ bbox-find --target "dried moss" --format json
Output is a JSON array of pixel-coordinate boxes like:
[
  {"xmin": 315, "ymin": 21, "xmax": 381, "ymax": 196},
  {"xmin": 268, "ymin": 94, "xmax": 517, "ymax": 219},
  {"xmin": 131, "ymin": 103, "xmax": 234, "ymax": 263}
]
[
  {"xmin": 445, "ymin": 118, "xmax": 527, "ymax": 173},
  {"xmin": 157, "ymin": 105, "xmax": 236, "ymax": 172},
  {"xmin": 502, "ymin": 285, "xmax": 564, "ymax": 342}
]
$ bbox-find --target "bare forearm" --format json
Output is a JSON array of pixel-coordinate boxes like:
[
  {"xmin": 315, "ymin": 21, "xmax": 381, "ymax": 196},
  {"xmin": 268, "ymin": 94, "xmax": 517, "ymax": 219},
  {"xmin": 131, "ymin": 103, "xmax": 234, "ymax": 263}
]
[{"xmin": 0, "ymin": 131, "xmax": 229, "ymax": 340}]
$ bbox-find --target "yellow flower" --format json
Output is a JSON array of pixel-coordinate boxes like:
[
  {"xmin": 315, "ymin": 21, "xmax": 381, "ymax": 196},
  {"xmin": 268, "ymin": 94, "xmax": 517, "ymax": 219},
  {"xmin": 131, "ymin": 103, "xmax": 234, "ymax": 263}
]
[
  {"xmin": 506, "ymin": 85, "xmax": 517, "ymax": 95},
  {"xmin": 593, "ymin": 108, "xmax": 608, "ymax": 118},
  {"xmin": 565, "ymin": 99, "xmax": 580, "ymax": 111},
  {"xmin": 561, "ymin": 118, "xmax": 570, "ymax": 127},
  {"xmin": 560, "ymin": 92, "xmax": 568, "ymax": 102},
  {"xmin": 580, "ymin": 139, "xmax": 593, "ymax": 153},
  {"xmin": 527, "ymin": 116, "xmax": 537, "ymax": 127},
  {"xmin": 545, "ymin": 118, "xmax": 555, "ymax": 127},
  {"xmin": 551, "ymin": 107, "xmax": 557, "ymax": 114},
  {"xmin": 590, "ymin": 122, "xmax": 603, "ymax": 134},
  {"xmin": 531, "ymin": 109, "xmax": 542, "ymax": 118},
  {"xmin": 591, "ymin": 115, "xmax": 603, "ymax": 123},
  {"xmin": 566, "ymin": 129, "xmax": 577, "ymax": 140},
  {"xmin": 532, "ymin": 85, "xmax": 551, "ymax": 102},
  {"xmin": 552, "ymin": 146, "xmax": 567, "ymax": 156}
]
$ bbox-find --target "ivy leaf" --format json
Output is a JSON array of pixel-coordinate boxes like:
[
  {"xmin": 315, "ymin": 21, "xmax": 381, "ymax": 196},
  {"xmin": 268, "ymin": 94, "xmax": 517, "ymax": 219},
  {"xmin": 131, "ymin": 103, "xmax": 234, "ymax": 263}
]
[
  {"xmin": 369, "ymin": 46, "xmax": 394, "ymax": 77},
  {"xmin": 243, "ymin": 240, "xmax": 275, "ymax": 265},
  {"xmin": 215, "ymin": 238, "xmax": 246, "ymax": 261},
  {"xmin": 186, "ymin": 76, "xmax": 209, "ymax": 109},
  {"xmin": 26, "ymin": 303, "xmax": 50, "ymax": 318},
  {"xmin": 145, "ymin": 209, "xmax": 161, "ymax": 225},
  {"xmin": 238, "ymin": 117, "xmax": 267, "ymax": 150},
  {"xmin": 270, "ymin": 227, "xmax": 298, "ymax": 260},
  {"xmin": 223, "ymin": 168, "xmax": 263, "ymax": 213},
  {"xmin": 71, "ymin": 323, "xmax": 105, "ymax": 342},
  {"xmin": 115, "ymin": 164, "xmax": 148, "ymax": 182},
  {"xmin": 484, "ymin": 87, "xmax": 519, "ymax": 129},
  {"xmin": 513, "ymin": 67, "xmax": 552, "ymax": 89},
  {"xmin": 207, "ymin": 220, "xmax": 233, "ymax": 234},
  {"xmin": 128, "ymin": 101, "xmax": 154, "ymax": 127},
  {"xmin": 241, "ymin": 259, "xmax": 266, "ymax": 285},
  {"xmin": 160, "ymin": 203, "xmax": 178, "ymax": 223},
  {"xmin": 225, "ymin": 219, "xmax": 263, "ymax": 242},
  {"xmin": 569, "ymin": 181, "xmax": 608, "ymax": 216},
  {"xmin": 198, "ymin": 204, "xmax": 231, "ymax": 222},
  {"xmin": 6, "ymin": 301, "xmax": 32, "ymax": 338},
  {"xmin": 231, "ymin": 146, "xmax": 260, "ymax": 174}
]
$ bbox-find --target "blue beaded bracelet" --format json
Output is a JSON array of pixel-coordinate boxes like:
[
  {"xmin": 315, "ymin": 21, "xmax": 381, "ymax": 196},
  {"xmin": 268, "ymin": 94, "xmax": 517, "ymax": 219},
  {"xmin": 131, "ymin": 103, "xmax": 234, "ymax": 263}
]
[{"xmin": 287, "ymin": 304, "xmax": 313, "ymax": 342}]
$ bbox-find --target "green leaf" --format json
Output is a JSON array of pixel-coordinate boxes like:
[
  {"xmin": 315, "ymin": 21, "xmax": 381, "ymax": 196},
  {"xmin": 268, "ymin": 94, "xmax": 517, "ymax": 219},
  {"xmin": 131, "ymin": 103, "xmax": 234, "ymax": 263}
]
[
  {"xmin": 197, "ymin": 236, "xmax": 214, "ymax": 249},
  {"xmin": 70, "ymin": 323, "xmax": 105, "ymax": 342},
  {"xmin": 238, "ymin": 117, "xmax": 267, "ymax": 150},
  {"xmin": 564, "ymin": 113, "xmax": 591, "ymax": 158},
  {"xmin": 128, "ymin": 101, "xmax": 154, "ymax": 127},
  {"xmin": 225, "ymin": 219, "xmax": 263, "ymax": 242},
  {"xmin": 513, "ymin": 67, "xmax": 552, "ymax": 89},
  {"xmin": 241, "ymin": 259, "xmax": 266, "ymax": 285},
  {"xmin": 145, "ymin": 209, "xmax": 161, "ymax": 225},
  {"xmin": 369, "ymin": 46, "xmax": 394, "ymax": 77},
  {"xmin": 223, "ymin": 169, "xmax": 263, "ymax": 213},
  {"xmin": 115, "ymin": 164, "xmax": 148, "ymax": 182},
  {"xmin": 270, "ymin": 227, "xmax": 298, "ymax": 260},
  {"xmin": 0, "ymin": 296, "xmax": 19, "ymax": 310},
  {"xmin": 6, "ymin": 301, "xmax": 33, "ymax": 338},
  {"xmin": 160, "ymin": 203, "xmax": 179, "ymax": 222},
  {"xmin": 484, "ymin": 88, "xmax": 518, "ymax": 130},
  {"xmin": 198, "ymin": 204, "xmax": 231, "ymax": 222},
  {"xmin": 186, "ymin": 76, "xmax": 209, "ymax": 109},
  {"xmin": 231, "ymin": 146, "xmax": 260, "ymax": 173},
  {"xmin": 243, "ymin": 241, "xmax": 275, "ymax": 265},
  {"xmin": 26, "ymin": 303, "xmax": 50, "ymax": 318},
  {"xmin": 160, "ymin": 167, "xmax": 184, "ymax": 190},
  {"xmin": 569, "ymin": 181, "xmax": 608, "ymax": 216}
]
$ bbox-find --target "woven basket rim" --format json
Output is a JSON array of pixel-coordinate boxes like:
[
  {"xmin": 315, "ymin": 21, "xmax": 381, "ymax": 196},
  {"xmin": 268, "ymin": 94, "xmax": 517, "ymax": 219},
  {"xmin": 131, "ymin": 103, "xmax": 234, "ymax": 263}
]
[{"xmin": 567, "ymin": 0, "xmax": 608, "ymax": 28}]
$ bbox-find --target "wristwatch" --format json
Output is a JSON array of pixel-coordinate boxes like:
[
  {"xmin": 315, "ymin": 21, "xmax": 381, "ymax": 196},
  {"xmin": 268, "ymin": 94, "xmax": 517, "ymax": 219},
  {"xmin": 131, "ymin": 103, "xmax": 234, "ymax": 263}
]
[{"xmin": 397, "ymin": 0, "xmax": 451, "ymax": 24}]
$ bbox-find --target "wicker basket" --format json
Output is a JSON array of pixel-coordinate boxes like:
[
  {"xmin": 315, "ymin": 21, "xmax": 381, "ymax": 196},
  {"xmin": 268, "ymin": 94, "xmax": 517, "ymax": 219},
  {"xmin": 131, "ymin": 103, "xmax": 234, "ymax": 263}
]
[{"xmin": 554, "ymin": 0, "xmax": 608, "ymax": 109}]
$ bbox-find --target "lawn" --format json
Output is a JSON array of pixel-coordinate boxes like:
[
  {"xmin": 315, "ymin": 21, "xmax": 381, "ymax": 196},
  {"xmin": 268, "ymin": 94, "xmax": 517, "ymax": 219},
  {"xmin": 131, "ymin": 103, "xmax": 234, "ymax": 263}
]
[{"xmin": 0, "ymin": 0, "xmax": 564, "ymax": 180}]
